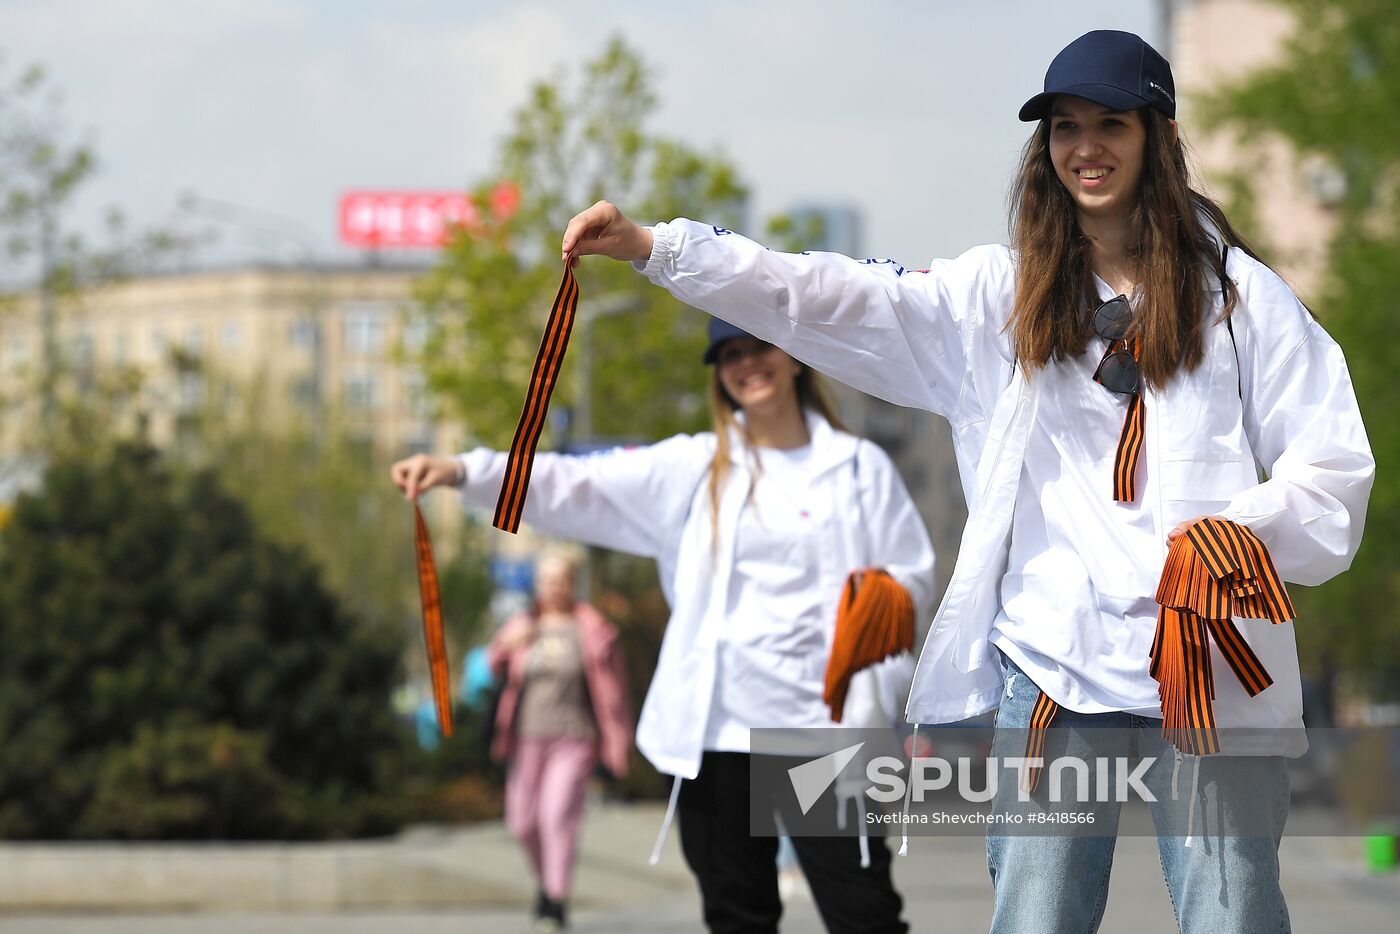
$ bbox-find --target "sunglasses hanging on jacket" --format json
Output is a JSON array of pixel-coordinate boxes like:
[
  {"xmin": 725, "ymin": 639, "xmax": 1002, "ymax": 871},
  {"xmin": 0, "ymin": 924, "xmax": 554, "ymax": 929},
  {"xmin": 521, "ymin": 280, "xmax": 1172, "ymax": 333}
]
[{"xmin": 1090, "ymin": 294, "xmax": 1145, "ymax": 503}]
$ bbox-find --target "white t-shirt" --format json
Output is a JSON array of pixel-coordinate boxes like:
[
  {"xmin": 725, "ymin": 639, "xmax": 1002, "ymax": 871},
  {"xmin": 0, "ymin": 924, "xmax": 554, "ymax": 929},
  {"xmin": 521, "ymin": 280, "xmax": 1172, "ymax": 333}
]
[
  {"xmin": 990, "ymin": 285, "xmax": 1166, "ymax": 716},
  {"xmin": 703, "ymin": 443, "xmax": 838, "ymax": 751}
]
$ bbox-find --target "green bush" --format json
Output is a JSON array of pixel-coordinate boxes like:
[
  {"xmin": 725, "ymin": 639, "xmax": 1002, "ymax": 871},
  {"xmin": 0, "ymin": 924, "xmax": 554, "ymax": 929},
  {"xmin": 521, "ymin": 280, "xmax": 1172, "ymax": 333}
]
[{"xmin": 0, "ymin": 441, "xmax": 412, "ymax": 839}]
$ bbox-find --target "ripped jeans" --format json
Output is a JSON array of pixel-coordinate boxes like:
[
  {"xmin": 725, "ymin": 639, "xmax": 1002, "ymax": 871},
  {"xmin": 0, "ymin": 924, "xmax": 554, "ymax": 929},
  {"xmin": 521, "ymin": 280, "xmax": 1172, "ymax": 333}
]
[{"xmin": 986, "ymin": 656, "xmax": 1291, "ymax": 934}]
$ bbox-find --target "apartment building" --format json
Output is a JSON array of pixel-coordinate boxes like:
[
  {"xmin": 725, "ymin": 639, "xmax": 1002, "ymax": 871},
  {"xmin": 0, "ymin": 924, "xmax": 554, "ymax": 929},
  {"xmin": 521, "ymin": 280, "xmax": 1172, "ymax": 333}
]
[{"xmin": 0, "ymin": 262, "xmax": 450, "ymax": 458}]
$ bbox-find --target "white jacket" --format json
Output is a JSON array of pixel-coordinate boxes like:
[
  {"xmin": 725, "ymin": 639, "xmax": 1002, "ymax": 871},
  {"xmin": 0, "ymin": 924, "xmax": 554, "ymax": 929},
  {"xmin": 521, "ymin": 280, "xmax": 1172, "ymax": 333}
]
[
  {"xmin": 637, "ymin": 219, "xmax": 1374, "ymax": 751},
  {"xmin": 457, "ymin": 409, "xmax": 937, "ymax": 779}
]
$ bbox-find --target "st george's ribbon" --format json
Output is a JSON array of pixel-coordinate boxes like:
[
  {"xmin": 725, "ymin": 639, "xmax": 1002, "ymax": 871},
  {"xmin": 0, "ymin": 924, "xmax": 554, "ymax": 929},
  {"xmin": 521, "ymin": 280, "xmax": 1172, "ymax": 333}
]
[
  {"xmin": 1094, "ymin": 334, "xmax": 1145, "ymax": 504},
  {"xmin": 414, "ymin": 502, "xmax": 453, "ymax": 736},
  {"xmin": 1021, "ymin": 516, "xmax": 1293, "ymax": 790},
  {"xmin": 1148, "ymin": 516, "xmax": 1293, "ymax": 756},
  {"xmin": 493, "ymin": 261, "xmax": 580, "ymax": 533},
  {"xmin": 823, "ymin": 569, "xmax": 916, "ymax": 722}
]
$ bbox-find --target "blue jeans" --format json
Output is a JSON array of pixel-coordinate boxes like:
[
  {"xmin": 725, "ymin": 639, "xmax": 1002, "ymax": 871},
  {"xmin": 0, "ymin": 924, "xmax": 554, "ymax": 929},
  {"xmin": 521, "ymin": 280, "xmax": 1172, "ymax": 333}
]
[{"xmin": 986, "ymin": 656, "xmax": 1291, "ymax": 933}]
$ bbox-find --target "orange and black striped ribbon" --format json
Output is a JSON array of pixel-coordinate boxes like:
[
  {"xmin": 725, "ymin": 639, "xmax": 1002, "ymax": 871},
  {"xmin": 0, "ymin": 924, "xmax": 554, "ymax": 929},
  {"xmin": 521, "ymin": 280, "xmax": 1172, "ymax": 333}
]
[
  {"xmin": 1112, "ymin": 391, "xmax": 1145, "ymax": 503},
  {"xmin": 1150, "ymin": 516, "xmax": 1292, "ymax": 755},
  {"xmin": 1097, "ymin": 336, "xmax": 1145, "ymax": 503},
  {"xmin": 493, "ymin": 262, "xmax": 580, "ymax": 533},
  {"xmin": 414, "ymin": 502, "xmax": 453, "ymax": 737},
  {"xmin": 823, "ymin": 569, "xmax": 915, "ymax": 723},
  {"xmin": 1021, "ymin": 517, "xmax": 1291, "ymax": 772},
  {"xmin": 1023, "ymin": 689, "xmax": 1060, "ymax": 793}
]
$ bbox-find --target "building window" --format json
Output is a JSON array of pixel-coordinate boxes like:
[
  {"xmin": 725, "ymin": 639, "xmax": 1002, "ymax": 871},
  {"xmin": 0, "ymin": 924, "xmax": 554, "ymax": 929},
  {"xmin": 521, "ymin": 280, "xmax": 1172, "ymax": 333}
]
[
  {"xmin": 178, "ymin": 372, "xmax": 205, "ymax": 410},
  {"xmin": 343, "ymin": 304, "xmax": 388, "ymax": 354},
  {"xmin": 5, "ymin": 335, "xmax": 29, "ymax": 371},
  {"xmin": 114, "ymin": 331, "xmax": 131, "ymax": 366},
  {"xmin": 401, "ymin": 315, "xmax": 430, "ymax": 352},
  {"xmin": 402, "ymin": 372, "xmax": 430, "ymax": 417},
  {"xmin": 289, "ymin": 318, "xmax": 318, "ymax": 350},
  {"xmin": 344, "ymin": 372, "xmax": 376, "ymax": 410},
  {"xmin": 292, "ymin": 374, "xmax": 319, "ymax": 408},
  {"xmin": 220, "ymin": 320, "xmax": 242, "ymax": 351},
  {"xmin": 150, "ymin": 327, "xmax": 167, "ymax": 358},
  {"xmin": 182, "ymin": 326, "xmax": 205, "ymax": 356},
  {"xmin": 70, "ymin": 332, "xmax": 95, "ymax": 370}
]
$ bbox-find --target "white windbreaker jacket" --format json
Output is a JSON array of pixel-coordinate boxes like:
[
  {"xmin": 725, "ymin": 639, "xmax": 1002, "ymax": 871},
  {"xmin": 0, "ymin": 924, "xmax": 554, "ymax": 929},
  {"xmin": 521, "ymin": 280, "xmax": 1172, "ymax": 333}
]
[
  {"xmin": 456, "ymin": 409, "xmax": 937, "ymax": 780},
  {"xmin": 636, "ymin": 219, "xmax": 1374, "ymax": 751}
]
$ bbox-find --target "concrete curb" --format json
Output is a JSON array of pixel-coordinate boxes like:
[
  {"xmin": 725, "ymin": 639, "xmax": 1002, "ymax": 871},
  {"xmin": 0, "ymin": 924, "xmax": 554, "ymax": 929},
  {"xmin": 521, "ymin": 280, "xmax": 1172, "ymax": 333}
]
[{"xmin": 0, "ymin": 802, "xmax": 690, "ymax": 912}]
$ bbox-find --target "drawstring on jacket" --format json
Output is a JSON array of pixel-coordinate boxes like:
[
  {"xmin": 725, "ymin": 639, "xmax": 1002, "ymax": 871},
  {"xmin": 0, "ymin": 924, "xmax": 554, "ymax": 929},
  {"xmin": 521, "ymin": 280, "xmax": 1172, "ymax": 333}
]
[
  {"xmin": 1169, "ymin": 748, "xmax": 1202, "ymax": 848},
  {"xmin": 898, "ymin": 724, "xmax": 920, "ymax": 856},
  {"xmin": 836, "ymin": 791, "xmax": 873, "ymax": 869},
  {"xmin": 649, "ymin": 775, "xmax": 684, "ymax": 866},
  {"xmin": 857, "ymin": 794, "xmax": 871, "ymax": 869},
  {"xmin": 1184, "ymin": 755, "xmax": 1202, "ymax": 849}
]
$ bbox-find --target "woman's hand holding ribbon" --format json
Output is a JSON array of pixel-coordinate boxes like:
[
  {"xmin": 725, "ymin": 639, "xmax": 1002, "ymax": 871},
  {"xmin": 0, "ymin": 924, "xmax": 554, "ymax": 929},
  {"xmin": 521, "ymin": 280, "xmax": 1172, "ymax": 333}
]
[
  {"xmin": 390, "ymin": 453, "xmax": 464, "ymax": 501},
  {"xmin": 561, "ymin": 200, "xmax": 653, "ymax": 267}
]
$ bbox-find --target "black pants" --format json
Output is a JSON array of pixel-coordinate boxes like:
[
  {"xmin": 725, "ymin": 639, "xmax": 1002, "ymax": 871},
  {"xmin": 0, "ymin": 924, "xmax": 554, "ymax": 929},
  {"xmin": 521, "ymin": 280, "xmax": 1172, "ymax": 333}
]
[{"xmin": 677, "ymin": 751, "xmax": 907, "ymax": 934}]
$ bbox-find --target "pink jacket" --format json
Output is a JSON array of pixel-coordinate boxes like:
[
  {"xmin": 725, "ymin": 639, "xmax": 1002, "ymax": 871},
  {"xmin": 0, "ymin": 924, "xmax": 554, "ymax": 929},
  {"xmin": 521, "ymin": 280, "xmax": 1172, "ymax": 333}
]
[{"xmin": 487, "ymin": 603, "xmax": 634, "ymax": 778}]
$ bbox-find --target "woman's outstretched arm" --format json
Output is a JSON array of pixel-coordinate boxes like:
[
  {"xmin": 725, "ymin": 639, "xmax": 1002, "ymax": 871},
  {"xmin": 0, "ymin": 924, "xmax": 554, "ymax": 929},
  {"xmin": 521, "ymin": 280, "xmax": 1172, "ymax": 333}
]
[
  {"xmin": 564, "ymin": 201, "xmax": 1016, "ymax": 422},
  {"xmin": 391, "ymin": 433, "xmax": 712, "ymax": 558}
]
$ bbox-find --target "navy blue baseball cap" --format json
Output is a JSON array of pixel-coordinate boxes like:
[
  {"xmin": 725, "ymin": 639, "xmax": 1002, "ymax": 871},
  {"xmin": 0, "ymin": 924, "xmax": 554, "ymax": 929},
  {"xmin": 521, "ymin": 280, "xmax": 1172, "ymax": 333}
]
[
  {"xmin": 702, "ymin": 318, "xmax": 756, "ymax": 364},
  {"xmin": 1018, "ymin": 30, "xmax": 1176, "ymax": 122}
]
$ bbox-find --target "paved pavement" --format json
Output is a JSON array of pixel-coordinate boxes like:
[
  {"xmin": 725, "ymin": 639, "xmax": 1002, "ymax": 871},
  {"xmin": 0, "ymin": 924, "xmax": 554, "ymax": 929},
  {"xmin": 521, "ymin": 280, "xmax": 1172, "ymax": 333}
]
[{"xmin": 0, "ymin": 801, "xmax": 1395, "ymax": 932}]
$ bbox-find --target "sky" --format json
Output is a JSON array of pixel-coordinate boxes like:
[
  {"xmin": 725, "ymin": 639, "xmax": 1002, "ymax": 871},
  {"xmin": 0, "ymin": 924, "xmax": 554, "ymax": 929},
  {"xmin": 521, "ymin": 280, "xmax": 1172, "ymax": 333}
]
[{"xmin": 1, "ymin": 0, "xmax": 1164, "ymax": 271}]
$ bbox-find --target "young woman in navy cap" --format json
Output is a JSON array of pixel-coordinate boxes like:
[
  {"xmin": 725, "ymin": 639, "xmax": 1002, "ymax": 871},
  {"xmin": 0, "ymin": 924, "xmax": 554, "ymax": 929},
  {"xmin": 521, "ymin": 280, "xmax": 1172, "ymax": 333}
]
[
  {"xmin": 561, "ymin": 28, "xmax": 1373, "ymax": 934},
  {"xmin": 393, "ymin": 318, "xmax": 935, "ymax": 933}
]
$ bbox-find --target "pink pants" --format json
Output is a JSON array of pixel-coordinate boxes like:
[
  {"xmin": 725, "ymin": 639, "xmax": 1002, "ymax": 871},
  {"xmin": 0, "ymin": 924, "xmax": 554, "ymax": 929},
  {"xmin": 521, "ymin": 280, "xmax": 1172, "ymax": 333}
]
[{"xmin": 505, "ymin": 736, "xmax": 596, "ymax": 900}]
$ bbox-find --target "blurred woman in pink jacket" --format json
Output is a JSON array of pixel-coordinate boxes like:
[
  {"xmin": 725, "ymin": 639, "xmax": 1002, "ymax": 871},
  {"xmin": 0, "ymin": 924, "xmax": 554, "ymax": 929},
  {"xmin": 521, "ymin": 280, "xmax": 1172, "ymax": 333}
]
[{"xmin": 487, "ymin": 549, "xmax": 633, "ymax": 932}]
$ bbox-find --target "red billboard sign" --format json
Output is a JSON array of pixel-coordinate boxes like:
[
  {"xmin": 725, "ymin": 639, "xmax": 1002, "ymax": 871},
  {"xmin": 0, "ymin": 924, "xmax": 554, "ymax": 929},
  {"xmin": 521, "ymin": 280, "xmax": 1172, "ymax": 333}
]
[{"xmin": 338, "ymin": 182, "xmax": 519, "ymax": 248}]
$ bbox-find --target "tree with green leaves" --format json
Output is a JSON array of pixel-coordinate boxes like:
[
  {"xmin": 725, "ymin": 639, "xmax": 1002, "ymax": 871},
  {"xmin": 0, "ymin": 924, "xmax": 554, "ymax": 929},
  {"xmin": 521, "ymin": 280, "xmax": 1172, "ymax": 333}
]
[
  {"xmin": 0, "ymin": 440, "xmax": 414, "ymax": 839},
  {"xmin": 0, "ymin": 53, "xmax": 207, "ymax": 439},
  {"xmin": 1199, "ymin": 0, "xmax": 1399, "ymax": 691},
  {"xmin": 0, "ymin": 57, "xmax": 95, "ymax": 425},
  {"xmin": 414, "ymin": 36, "xmax": 748, "ymax": 450}
]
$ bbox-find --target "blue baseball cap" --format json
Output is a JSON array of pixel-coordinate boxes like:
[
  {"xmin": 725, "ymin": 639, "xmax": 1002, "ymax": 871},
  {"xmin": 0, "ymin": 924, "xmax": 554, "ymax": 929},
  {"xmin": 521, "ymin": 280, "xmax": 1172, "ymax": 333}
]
[
  {"xmin": 1018, "ymin": 30, "xmax": 1176, "ymax": 122},
  {"xmin": 702, "ymin": 318, "xmax": 757, "ymax": 365}
]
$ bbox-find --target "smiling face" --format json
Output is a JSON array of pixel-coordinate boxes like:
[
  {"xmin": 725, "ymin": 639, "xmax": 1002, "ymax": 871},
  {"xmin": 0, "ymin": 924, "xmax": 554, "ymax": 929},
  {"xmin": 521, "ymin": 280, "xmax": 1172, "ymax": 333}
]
[
  {"xmin": 1048, "ymin": 95, "xmax": 1148, "ymax": 223},
  {"xmin": 714, "ymin": 337, "xmax": 803, "ymax": 415}
]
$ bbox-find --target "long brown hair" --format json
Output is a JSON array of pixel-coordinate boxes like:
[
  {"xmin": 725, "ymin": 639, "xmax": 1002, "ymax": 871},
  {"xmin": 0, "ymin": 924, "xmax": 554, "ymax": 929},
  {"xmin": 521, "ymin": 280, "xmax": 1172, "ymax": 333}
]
[
  {"xmin": 1006, "ymin": 107, "xmax": 1263, "ymax": 389},
  {"xmin": 706, "ymin": 359, "xmax": 846, "ymax": 542}
]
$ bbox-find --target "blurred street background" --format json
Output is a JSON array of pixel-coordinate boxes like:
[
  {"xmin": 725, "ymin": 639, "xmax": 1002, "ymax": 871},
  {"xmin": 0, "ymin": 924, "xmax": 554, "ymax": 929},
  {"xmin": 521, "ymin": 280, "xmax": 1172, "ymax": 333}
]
[{"xmin": 0, "ymin": 0, "xmax": 1397, "ymax": 929}]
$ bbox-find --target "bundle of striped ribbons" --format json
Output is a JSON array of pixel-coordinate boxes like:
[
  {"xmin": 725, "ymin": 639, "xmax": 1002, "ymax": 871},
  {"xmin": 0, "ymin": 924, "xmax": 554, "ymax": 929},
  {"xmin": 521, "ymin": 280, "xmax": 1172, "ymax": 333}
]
[
  {"xmin": 1150, "ymin": 516, "xmax": 1294, "ymax": 755},
  {"xmin": 823, "ymin": 569, "xmax": 915, "ymax": 723},
  {"xmin": 1023, "ymin": 516, "xmax": 1293, "ymax": 791}
]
